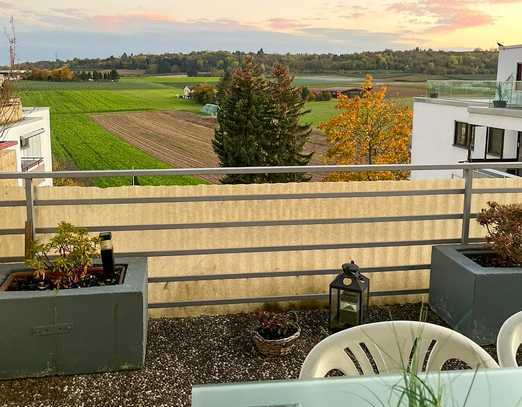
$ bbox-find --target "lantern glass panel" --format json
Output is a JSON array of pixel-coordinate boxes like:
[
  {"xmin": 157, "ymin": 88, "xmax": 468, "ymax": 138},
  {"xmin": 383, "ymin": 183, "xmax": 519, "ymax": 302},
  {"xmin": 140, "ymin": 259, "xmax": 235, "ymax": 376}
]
[
  {"xmin": 330, "ymin": 287, "xmax": 340, "ymax": 327},
  {"xmin": 339, "ymin": 291, "xmax": 360, "ymax": 326}
]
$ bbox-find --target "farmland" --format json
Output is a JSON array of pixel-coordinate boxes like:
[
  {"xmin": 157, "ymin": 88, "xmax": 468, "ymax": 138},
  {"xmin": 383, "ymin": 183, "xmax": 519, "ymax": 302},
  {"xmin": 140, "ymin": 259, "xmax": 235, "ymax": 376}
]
[
  {"xmin": 20, "ymin": 78, "xmax": 207, "ymax": 187},
  {"xmin": 91, "ymin": 110, "xmax": 328, "ymax": 183},
  {"xmin": 18, "ymin": 74, "xmax": 427, "ymax": 187}
]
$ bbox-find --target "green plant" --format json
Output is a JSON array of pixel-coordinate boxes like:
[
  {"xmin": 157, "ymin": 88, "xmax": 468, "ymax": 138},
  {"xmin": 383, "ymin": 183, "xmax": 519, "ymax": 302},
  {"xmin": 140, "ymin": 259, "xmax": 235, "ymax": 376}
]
[
  {"xmin": 495, "ymin": 83, "xmax": 507, "ymax": 102},
  {"xmin": 477, "ymin": 201, "xmax": 522, "ymax": 266},
  {"xmin": 27, "ymin": 222, "xmax": 100, "ymax": 289}
]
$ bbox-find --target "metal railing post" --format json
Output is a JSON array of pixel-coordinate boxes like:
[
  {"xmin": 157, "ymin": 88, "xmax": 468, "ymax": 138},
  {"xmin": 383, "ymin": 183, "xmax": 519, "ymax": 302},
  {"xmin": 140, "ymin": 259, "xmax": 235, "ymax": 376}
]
[
  {"xmin": 24, "ymin": 178, "xmax": 35, "ymax": 259},
  {"xmin": 461, "ymin": 168, "xmax": 474, "ymax": 244}
]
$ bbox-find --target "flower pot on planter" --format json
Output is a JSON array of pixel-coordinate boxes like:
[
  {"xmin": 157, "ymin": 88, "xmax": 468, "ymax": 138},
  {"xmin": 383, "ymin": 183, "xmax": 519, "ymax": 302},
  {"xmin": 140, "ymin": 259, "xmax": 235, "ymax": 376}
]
[
  {"xmin": 0, "ymin": 257, "xmax": 148, "ymax": 379},
  {"xmin": 493, "ymin": 100, "xmax": 507, "ymax": 108},
  {"xmin": 253, "ymin": 324, "xmax": 301, "ymax": 357},
  {"xmin": 429, "ymin": 244, "xmax": 522, "ymax": 345}
]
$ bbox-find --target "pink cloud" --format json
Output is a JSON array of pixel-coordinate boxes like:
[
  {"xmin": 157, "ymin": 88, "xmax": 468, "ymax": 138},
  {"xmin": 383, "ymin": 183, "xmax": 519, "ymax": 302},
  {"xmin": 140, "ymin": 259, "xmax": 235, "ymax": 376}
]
[
  {"xmin": 387, "ymin": 0, "xmax": 501, "ymax": 32},
  {"xmin": 267, "ymin": 18, "xmax": 306, "ymax": 30}
]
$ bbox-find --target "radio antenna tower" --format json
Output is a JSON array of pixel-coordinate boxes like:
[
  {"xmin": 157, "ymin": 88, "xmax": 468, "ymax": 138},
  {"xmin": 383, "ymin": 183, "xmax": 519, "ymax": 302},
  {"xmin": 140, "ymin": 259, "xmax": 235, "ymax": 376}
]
[{"xmin": 4, "ymin": 16, "xmax": 16, "ymax": 72}]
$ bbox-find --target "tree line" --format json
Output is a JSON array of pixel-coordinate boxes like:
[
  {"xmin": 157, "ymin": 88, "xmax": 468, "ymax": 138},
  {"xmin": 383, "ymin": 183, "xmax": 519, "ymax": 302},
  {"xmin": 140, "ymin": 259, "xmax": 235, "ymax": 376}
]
[
  {"xmin": 29, "ymin": 67, "xmax": 120, "ymax": 82},
  {"xmin": 19, "ymin": 48, "xmax": 499, "ymax": 77}
]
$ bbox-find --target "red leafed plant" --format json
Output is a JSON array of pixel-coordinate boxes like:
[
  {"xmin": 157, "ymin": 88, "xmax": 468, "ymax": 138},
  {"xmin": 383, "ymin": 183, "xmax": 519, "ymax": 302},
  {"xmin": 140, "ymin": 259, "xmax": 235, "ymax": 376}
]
[
  {"xmin": 477, "ymin": 201, "xmax": 522, "ymax": 266},
  {"xmin": 255, "ymin": 311, "xmax": 298, "ymax": 340}
]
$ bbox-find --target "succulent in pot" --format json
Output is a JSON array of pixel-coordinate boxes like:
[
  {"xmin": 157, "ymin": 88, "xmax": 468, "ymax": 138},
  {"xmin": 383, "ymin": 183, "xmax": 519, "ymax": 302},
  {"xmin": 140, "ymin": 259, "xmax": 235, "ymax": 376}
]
[{"xmin": 253, "ymin": 311, "xmax": 301, "ymax": 357}]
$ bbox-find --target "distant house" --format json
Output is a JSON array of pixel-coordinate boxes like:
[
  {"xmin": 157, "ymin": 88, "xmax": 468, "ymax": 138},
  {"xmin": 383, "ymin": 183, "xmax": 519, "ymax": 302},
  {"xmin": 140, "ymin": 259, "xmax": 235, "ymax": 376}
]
[
  {"xmin": 183, "ymin": 86, "xmax": 194, "ymax": 99},
  {"xmin": 0, "ymin": 70, "xmax": 28, "ymax": 81}
]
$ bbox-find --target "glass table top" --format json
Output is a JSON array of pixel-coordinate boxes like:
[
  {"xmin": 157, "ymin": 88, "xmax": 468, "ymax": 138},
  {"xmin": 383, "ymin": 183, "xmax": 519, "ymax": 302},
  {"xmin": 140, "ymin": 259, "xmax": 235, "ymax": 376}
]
[{"xmin": 192, "ymin": 368, "xmax": 522, "ymax": 407}]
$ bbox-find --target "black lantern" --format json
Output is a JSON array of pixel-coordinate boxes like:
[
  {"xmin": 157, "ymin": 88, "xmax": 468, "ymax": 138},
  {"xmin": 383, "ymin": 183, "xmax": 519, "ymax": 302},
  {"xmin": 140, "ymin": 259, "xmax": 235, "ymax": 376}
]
[{"xmin": 329, "ymin": 261, "xmax": 370, "ymax": 332}]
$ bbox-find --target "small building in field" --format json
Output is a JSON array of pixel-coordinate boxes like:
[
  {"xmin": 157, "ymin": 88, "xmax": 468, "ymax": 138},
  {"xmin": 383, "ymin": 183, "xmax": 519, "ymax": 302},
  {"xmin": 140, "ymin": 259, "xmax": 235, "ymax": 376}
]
[
  {"xmin": 183, "ymin": 86, "xmax": 194, "ymax": 99},
  {"xmin": 201, "ymin": 104, "xmax": 218, "ymax": 117}
]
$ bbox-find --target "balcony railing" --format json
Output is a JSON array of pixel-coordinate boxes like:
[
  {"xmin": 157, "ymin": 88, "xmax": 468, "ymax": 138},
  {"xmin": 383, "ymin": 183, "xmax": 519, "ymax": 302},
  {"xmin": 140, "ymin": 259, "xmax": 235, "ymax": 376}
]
[
  {"xmin": 426, "ymin": 80, "xmax": 522, "ymax": 107},
  {"xmin": 20, "ymin": 156, "xmax": 43, "ymax": 172},
  {"xmin": 0, "ymin": 163, "xmax": 521, "ymax": 315}
]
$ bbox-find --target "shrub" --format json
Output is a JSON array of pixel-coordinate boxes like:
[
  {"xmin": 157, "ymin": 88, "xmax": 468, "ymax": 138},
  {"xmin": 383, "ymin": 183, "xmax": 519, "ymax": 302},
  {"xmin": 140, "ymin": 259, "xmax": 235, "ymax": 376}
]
[
  {"xmin": 192, "ymin": 84, "xmax": 216, "ymax": 104},
  {"xmin": 477, "ymin": 201, "xmax": 522, "ymax": 265},
  {"xmin": 27, "ymin": 222, "xmax": 100, "ymax": 288}
]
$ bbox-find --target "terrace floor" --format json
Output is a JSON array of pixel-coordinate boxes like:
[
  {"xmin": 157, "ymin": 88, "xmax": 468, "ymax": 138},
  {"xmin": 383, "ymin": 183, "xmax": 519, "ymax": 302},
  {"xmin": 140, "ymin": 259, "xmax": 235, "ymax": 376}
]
[{"xmin": 0, "ymin": 304, "xmax": 509, "ymax": 407}]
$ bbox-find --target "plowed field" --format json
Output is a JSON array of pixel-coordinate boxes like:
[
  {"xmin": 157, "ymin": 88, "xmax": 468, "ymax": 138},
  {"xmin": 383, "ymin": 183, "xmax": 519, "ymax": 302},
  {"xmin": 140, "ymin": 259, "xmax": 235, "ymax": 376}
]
[{"xmin": 91, "ymin": 111, "xmax": 327, "ymax": 183}]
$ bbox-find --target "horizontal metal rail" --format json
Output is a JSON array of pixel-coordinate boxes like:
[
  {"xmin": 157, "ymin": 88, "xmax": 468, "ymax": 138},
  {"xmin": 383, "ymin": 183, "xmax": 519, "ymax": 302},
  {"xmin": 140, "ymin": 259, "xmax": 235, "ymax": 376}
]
[
  {"xmin": 0, "ymin": 213, "xmax": 465, "ymax": 237},
  {"xmin": 149, "ymin": 289, "xmax": 430, "ymax": 309},
  {"xmin": 1, "ymin": 162, "xmax": 522, "ymax": 180},
  {"xmin": 148, "ymin": 264, "xmax": 431, "ymax": 283},
  {"xmin": 22, "ymin": 188, "xmax": 464, "ymax": 207},
  {"xmin": 113, "ymin": 238, "xmax": 464, "ymax": 258}
]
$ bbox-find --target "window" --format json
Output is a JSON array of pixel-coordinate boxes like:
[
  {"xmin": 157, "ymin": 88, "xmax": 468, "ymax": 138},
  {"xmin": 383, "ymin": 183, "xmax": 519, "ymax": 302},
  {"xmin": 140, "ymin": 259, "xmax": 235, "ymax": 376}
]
[
  {"xmin": 454, "ymin": 122, "xmax": 475, "ymax": 149},
  {"xmin": 486, "ymin": 127, "xmax": 505, "ymax": 157}
]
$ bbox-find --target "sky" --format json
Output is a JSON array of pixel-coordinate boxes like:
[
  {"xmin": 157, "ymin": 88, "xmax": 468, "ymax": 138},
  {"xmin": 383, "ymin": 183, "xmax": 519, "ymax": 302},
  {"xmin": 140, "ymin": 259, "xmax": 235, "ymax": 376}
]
[{"xmin": 1, "ymin": 0, "xmax": 522, "ymax": 64}]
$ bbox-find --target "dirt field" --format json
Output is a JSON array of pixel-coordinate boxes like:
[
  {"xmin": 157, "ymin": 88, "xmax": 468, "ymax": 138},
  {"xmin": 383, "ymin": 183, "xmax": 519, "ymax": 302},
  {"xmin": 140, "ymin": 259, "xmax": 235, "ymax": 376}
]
[{"xmin": 91, "ymin": 111, "xmax": 327, "ymax": 183}]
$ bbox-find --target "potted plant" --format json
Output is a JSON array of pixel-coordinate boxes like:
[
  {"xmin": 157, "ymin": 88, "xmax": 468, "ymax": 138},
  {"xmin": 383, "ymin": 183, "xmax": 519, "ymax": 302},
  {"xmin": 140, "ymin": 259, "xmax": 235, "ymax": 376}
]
[
  {"xmin": 426, "ymin": 82, "xmax": 438, "ymax": 99},
  {"xmin": 0, "ymin": 222, "xmax": 148, "ymax": 379},
  {"xmin": 253, "ymin": 311, "xmax": 301, "ymax": 357},
  {"xmin": 430, "ymin": 202, "xmax": 522, "ymax": 345},
  {"xmin": 493, "ymin": 83, "xmax": 508, "ymax": 108}
]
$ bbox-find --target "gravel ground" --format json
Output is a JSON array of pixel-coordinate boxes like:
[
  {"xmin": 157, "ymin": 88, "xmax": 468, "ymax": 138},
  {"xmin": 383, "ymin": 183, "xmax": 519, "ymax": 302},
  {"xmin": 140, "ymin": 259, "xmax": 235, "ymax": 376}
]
[{"xmin": 0, "ymin": 304, "xmax": 517, "ymax": 407}]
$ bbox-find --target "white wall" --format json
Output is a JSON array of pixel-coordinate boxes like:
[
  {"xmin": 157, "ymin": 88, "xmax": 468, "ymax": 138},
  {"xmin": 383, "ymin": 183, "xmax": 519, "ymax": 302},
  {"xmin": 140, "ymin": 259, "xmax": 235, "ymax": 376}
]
[
  {"xmin": 2, "ymin": 107, "xmax": 52, "ymax": 186},
  {"xmin": 412, "ymin": 101, "xmax": 476, "ymax": 179},
  {"xmin": 497, "ymin": 46, "xmax": 522, "ymax": 82}
]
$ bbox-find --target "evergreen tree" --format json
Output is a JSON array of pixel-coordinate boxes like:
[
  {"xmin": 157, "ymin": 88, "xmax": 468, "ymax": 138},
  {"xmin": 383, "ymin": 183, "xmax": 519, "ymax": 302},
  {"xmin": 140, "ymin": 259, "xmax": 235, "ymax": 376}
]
[
  {"xmin": 212, "ymin": 58, "xmax": 312, "ymax": 184},
  {"xmin": 212, "ymin": 57, "xmax": 272, "ymax": 184},
  {"xmin": 263, "ymin": 64, "xmax": 312, "ymax": 182},
  {"xmin": 216, "ymin": 69, "xmax": 232, "ymax": 105},
  {"xmin": 110, "ymin": 69, "xmax": 120, "ymax": 81}
]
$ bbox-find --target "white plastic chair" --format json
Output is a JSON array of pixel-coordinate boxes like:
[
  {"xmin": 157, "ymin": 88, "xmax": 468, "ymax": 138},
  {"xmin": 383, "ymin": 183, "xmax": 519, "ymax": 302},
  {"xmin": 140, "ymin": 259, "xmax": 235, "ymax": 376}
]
[
  {"xmin": 497, "ymin": 311, "xmax": 522, "ymax": 368},
  {"xmin": 300, "ymin": 321, "xmax": 498, "ymax": 379}
]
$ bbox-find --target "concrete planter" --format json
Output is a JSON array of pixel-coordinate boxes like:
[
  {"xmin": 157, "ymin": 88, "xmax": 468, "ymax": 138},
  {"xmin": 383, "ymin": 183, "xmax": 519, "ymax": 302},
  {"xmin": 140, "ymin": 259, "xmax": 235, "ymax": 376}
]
[
  {"xmin": 430, "ymin": 244, "xmax": 522, "ymax": 345},
  {"xmin": 0, "ymin": 257, "xmax": 148, "ymax": 379}
]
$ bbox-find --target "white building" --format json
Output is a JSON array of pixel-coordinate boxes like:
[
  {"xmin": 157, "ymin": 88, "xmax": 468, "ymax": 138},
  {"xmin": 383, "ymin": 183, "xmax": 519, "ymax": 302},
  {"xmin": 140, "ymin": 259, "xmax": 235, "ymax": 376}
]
[
  {"xmin": 0, "ymin": 107, "xmax": 53, "ymax": 186},
  {"xmin": 411, "ymin": 45, "xmax": 522, "ymax": 179}
]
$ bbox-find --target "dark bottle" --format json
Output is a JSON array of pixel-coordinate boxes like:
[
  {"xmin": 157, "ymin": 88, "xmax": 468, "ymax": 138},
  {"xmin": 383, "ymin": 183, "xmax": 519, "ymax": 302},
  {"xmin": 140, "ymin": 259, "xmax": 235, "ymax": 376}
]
[{"xmin": 99, "ymin": 232, "xmax": 115, "ymax": 275}]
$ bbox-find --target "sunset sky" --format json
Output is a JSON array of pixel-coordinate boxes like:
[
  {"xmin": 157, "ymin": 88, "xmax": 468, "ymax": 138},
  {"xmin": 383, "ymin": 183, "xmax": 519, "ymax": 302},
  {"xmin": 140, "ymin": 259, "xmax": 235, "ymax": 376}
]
[{"xmin": 1, "ymin": 0, "xmax": 521, "ymax": 63}]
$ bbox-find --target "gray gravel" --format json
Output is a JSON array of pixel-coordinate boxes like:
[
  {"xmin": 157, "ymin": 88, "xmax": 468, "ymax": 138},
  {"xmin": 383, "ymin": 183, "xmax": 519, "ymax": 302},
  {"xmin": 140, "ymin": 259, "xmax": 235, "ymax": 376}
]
[{"xmin": 0, "ymin": 304, "xmax": 517, "ymax": 407}]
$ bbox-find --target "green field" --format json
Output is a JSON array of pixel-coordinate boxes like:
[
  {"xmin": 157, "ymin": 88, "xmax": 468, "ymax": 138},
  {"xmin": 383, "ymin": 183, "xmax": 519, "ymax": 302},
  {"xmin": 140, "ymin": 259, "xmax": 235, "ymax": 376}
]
[
  {"xmin": 22, "ymin": 89, "xmax": 201, "ymax": 114},
  {"xmin": 20, "ymin": 78, "xmax": 208, "ymax": 187}
]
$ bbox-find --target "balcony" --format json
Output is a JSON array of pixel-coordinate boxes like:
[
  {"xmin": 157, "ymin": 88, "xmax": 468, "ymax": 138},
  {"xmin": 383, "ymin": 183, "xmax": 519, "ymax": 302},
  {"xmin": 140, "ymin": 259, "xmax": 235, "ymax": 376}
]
[
  {"xmin": 426, "ymin": 80, "xmax": 522, "ymax": 107},
  {"xmin": 20, "ymin": 156, "xmax": 44, "ymax": 172},
  {"xmin": 0, "ymin": 163, "xmax": 521, "ymax": 406}
]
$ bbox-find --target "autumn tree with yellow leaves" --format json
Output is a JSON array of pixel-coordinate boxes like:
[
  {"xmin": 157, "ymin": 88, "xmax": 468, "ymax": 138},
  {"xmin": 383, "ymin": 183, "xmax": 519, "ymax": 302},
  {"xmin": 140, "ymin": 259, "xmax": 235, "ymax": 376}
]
[{"xmin": 320, "ymin": 75, "xmax": 412, "ymax": 181}]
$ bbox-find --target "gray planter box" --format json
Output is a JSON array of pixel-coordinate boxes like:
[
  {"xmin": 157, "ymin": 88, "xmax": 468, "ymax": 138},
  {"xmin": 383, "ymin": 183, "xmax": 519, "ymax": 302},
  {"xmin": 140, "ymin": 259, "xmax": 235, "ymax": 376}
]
[
  {"xmin": 0, "ymin": 257, "xmax": 148, "ymax": 379},
  {"xmin": 430, "ymin": 244, "xmax": 522, "ymax": 345}
]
